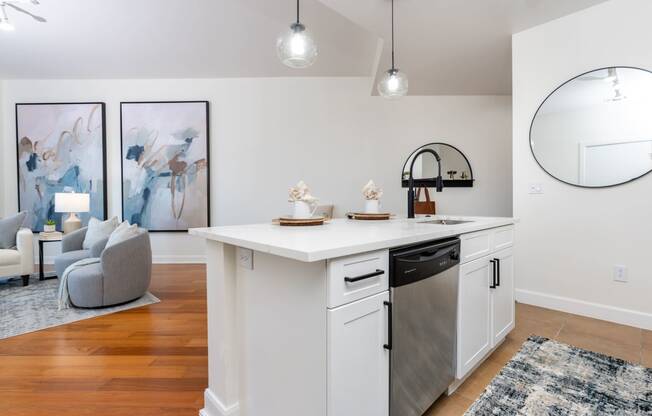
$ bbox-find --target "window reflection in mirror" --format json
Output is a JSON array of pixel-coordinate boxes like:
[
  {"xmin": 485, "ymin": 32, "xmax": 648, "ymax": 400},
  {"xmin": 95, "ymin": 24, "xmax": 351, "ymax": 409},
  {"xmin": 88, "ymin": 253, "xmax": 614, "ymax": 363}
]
[{"xmin": 530, "ymin": 67, "xmax": 652, "ymax": 187}]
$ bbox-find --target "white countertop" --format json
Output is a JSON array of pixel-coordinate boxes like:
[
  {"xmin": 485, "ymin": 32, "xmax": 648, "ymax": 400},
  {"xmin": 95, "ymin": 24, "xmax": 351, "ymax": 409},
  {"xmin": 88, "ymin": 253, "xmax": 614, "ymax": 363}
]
[{"xmin": 189, "ymin": 216, "xmax": 515, "ymax": 262}]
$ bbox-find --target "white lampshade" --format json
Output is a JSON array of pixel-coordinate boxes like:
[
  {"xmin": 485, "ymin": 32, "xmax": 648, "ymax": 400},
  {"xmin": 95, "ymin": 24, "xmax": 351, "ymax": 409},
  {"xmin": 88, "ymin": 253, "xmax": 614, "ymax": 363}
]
[{"xmin": 55, "ymin": 192, "xmax": 90, "ymax": 213}]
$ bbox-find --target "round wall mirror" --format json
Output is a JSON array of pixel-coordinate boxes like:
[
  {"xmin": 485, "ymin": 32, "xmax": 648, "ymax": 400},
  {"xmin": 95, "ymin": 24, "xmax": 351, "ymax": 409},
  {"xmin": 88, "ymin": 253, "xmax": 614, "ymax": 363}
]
[
  {"xmin": 401, "ymin": 143, "xmax": 474, "ymax": 188},
  {"xmin": 530, "ymin": 66, "xmax": 652, "ymax": 188}
]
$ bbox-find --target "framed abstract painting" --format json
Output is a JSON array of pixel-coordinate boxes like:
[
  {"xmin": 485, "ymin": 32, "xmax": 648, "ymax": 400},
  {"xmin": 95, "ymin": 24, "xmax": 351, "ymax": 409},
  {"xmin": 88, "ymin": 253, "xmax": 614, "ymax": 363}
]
[
  {"xmin": 120, "ymin": 101, "xmax": 210, "ymax": 232},
  {"xmin": 16, "ymin": 102, "xmax": 107, "ymax": 232}
]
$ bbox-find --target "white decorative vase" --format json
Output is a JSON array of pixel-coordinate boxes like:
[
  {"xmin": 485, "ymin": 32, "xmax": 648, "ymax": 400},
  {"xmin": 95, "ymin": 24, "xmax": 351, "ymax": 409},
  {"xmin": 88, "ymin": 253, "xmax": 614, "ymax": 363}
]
[
  {"xmin": 44, "ymin": 224, "xmax": 56, "ymax": 233},
  {"xmin": 292, "ymin": 201, "xmax": 317, "ymax": 219},
  {"xmin": 364, "ymin": 199, "xmax": 380, "ymax": 214}
]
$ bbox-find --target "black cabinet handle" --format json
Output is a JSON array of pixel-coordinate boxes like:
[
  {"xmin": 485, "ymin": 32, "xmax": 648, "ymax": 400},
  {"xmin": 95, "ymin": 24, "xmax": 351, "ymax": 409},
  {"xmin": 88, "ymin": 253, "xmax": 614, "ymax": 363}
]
[
  {"xmin": 344, "ymin": 269, "xmax": 384, "ymax": 283},
  {"xmin": 494, "ymin": 258, "xmax": 501, "ymax": 287},
  {"xmin": 489, "ymin": 260, "xmax": 497, "ymax": 289},
  {"xmin": 384, "ymin": 301, "xmax": 392, "ymax": 350}
]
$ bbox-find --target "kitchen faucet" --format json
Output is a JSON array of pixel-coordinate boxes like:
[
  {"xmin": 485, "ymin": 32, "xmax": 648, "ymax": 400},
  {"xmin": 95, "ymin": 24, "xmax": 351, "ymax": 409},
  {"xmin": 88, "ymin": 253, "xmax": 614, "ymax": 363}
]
[{"xmin": 407, "ymin": 149, "xmax": 443, "ymax": 218}]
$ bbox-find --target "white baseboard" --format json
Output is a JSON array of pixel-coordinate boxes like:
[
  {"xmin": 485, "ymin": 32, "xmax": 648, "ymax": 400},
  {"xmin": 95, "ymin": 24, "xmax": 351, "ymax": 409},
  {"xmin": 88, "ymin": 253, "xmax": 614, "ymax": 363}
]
[
  {"xmin": 516, "ymin": 288, "xmax": 652, "ymax": 331},
  {"xmin": 152, "ymin": 254, "xmax": 206, "ymax": 264},
  {"xmin": 37, "ymin": 255, "xmax": 206, "ymax": 265},
  {"xmin": 39, "ymin": 256, "xmax": 56, "ymax": 265},
  {"xmin": 200, "ymin": 388, "xmax": 239, "ymax": 416}
]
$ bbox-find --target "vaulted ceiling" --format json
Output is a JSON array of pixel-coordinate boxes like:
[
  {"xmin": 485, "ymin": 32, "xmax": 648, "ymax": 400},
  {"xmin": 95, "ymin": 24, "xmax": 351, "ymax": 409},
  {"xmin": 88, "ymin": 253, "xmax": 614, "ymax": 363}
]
[
  {"xmin": 0, "ymin": 0, "xmax": 378, "ymax": 79},
  {"xmin": 321, "ymin": 0, "xmax": 611, "ymax": 94},
  {"xmin": 0, "ymin": 0, "xmax": 611, "ymax": 94}
]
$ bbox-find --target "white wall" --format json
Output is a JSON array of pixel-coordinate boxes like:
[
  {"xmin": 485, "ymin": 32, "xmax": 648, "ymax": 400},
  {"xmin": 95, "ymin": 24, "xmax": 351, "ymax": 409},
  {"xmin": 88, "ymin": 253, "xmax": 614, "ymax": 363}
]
[
  {"xmin": 513, "ymin": 0, "xmax": 652, "ymax": 329},
  {"xmin": 0, "ymin": 80, "xmax": 3, "ymax": 217},
  {"xmin": 1, "ymin": 77, "xmax": 512, "ymax": 262}
]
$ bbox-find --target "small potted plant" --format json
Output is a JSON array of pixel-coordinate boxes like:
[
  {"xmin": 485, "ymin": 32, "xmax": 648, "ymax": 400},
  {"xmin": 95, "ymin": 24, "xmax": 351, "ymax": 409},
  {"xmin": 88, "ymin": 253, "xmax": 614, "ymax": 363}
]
[{"xmin": 44, "ymin": 219, "xmax": 56, "ymax": 233}]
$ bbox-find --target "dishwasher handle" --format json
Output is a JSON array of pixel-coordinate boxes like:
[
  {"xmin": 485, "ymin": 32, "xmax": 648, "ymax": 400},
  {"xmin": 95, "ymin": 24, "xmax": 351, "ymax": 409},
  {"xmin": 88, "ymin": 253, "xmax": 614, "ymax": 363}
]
[
  {"xmin": 383, "ymin": 301, "xmax": 392, "ymax": 350},
  {"xmin": 395, "ymin": 249, "xmax": 447, "ymax": 264},
  {"xmin": 391, "ymin": 239, "xmax": 458, "ymax": 259}
]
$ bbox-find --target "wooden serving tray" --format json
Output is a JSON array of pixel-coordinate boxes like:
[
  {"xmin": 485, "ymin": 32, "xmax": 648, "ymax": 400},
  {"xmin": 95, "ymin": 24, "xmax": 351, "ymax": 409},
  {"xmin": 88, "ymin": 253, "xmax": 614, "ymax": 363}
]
[
  {"xmin": 274, "ymin": 216, "xmax": 326, "ymax": 226},
  {"xmin": 346, "ymin": 212, "xmax": 393, "ymax": 221}
]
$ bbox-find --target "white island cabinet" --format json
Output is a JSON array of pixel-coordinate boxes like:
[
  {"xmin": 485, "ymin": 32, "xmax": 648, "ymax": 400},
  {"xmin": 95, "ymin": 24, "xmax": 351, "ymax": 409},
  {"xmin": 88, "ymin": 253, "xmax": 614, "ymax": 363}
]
[
  {"xmin": 189, "ymin": 216, "xmax": 515, "ymax": 416},
  {"xmin": 456, "ymin": 227, "xmax": 515, "ymax": 379}
]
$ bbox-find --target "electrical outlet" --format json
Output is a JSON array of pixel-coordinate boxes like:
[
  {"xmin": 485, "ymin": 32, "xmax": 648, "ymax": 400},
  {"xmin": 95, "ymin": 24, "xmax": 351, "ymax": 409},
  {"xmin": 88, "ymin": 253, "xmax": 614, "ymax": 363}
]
[
  {"xmin": 237, "ymin": 247, "xmax": 254, "ymax": 270},
  {"xmin": 528, "ymin": 183, "xmax": 543, "ymax": 194},
  {"xmin": 613, "ymin": 265, "xmax": 627, "ymax": 283}
]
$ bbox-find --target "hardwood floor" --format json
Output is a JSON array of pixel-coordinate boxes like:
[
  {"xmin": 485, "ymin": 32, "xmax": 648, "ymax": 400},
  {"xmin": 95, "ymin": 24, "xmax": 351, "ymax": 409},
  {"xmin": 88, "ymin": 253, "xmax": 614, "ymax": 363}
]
[
  {"xmin": 0, "ymin": 264, "xmax": 207, "ymax": 416},
  {"xmin": 2, "ymin": 265, "xmax": 650, "ymax": 416},
  {"xmin": 426, "ymin": 302, "xmax": 652, "ymax": 415}
]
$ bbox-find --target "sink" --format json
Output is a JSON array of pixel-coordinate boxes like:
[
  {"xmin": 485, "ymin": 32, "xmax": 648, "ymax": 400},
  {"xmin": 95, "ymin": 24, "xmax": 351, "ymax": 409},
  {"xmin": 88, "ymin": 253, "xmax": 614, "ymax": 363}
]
[{"xmin": 419, "ymin": 219, "xmax": 473, "ymax": 225}]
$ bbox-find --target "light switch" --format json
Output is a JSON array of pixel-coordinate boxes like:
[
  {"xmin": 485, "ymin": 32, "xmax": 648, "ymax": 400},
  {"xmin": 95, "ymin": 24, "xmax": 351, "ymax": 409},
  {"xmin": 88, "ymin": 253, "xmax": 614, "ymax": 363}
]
[
  {"xmin": 528, "ymin": 183, "xmax": 543, "ymax": 194},
  {"xmin": 613, "ymin": 265, "xmax": 627, "ymax": 283},
  {"xmin": 237, "ymin": 247, "xmax": 254, "ymax": 270}
]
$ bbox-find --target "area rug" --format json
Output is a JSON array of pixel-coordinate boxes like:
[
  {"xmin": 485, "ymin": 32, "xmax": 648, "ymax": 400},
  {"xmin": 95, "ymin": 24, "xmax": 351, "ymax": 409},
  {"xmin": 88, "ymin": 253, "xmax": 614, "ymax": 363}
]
[
  {"xmin": 0, "ymin": 276, "xmax": 160, "ymax": 340},
  {"xmin": 466, "ymin": 335, "xmax": 652, "ymax": 415}
]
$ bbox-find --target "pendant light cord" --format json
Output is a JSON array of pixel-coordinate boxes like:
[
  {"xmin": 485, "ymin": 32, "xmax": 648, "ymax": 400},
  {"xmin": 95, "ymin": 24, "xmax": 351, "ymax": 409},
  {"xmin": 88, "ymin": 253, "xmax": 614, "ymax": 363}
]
[
  {"xmin": 296, "ymin": 0, "xmax": 300, "ymax": 24},
  {"xmin": 391, "ymin": 0, "xmax": 395, "ymax": 70}
]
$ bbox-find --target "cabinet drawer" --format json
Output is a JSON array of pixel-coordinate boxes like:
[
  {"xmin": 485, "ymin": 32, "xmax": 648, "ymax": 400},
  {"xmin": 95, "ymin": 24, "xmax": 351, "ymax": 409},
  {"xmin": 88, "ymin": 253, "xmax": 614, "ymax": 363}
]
[
  {"xmin": 327, "ymin": 250, "xmax": 389, "ymax": 308},
  {"xmin": 493, "ymin": 226, "xmax": 514, "ymax": 251},
  {"xmin": 460, "ymin": 230, "xmax": 492, "ymax": 264}
]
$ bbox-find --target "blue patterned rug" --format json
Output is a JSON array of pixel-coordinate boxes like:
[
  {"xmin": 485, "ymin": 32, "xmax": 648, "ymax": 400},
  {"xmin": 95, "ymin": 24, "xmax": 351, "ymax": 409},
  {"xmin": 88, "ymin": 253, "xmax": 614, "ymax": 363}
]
[
  {"xmin": 0, "ymin": 275, "xmax": 159, "ymax": 340},
  {"xmin": 466, "ymin": 335, "xmax": 652, "ymax": 415}
]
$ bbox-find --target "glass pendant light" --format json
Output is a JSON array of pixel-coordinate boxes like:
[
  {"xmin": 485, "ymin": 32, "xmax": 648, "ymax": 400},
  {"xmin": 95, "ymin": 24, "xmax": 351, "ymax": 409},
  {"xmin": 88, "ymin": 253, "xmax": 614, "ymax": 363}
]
[
  {"xmin": 277, "ymin": 0, "xmax": 317, "ymax": 69},
  {"xmin": 377, "ymin": 0, "xmax": 408, "ymax": 98}
]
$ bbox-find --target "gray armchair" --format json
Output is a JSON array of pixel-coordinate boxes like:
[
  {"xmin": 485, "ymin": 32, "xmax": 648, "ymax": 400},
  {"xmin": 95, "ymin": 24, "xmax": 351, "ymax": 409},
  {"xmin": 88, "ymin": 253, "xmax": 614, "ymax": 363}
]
[
  {"xmin": 54, "ymin": 227, "xmax": 109, "ymax": 278},
  {"xmin": 66, "ymin": 229, "xmax": 152, "ymax": 308}
]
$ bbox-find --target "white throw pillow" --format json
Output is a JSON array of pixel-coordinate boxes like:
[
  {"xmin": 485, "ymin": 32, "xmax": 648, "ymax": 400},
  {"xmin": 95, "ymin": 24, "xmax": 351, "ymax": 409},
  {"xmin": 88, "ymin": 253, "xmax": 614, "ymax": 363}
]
[
  {"xmin": 105, "ymin": 221, "xmax": 140, "ymax": 249},
  {"xmin": 82, "ymin": 217, "xmax": 119, "ymax": 250}
]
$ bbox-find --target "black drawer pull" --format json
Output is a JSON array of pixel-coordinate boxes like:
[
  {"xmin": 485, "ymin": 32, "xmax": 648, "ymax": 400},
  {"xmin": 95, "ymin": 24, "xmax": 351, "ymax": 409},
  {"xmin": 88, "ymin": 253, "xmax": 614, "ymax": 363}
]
[
  {"xmin": 344, "ymin": 269, "xmax": 384, "ymax": 283},
  {"xmin": 489, "ymin": 260, "xmax": 497, "ymax": 289},
  {"xmin": 494, "ymin": 258, "xmax": 501, "ymax": 287},
  {"xmin": 384, "ymin": 301, "xmax": 392, "ymax": 350}
]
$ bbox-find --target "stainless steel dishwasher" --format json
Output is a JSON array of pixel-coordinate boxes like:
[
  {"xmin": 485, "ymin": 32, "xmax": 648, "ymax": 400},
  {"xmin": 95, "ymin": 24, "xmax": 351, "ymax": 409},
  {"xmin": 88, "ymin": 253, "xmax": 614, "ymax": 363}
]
[{"xmin": 386, "ymin": 237, "xmax": 460, "ymax": 416}]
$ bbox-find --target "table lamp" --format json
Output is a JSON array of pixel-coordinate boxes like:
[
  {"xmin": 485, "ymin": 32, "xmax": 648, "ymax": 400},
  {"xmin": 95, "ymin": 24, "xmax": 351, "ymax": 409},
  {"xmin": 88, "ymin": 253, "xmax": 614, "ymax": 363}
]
[{"xmin": 54, "ymin": 192, "xmax": 90, "ymax": 234}]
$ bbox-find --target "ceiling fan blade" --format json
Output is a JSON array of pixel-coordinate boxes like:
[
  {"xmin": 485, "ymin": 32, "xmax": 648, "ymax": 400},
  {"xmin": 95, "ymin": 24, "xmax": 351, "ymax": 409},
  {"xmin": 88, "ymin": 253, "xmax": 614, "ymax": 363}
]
[{"xmin": 5, "ymin": 2, "xmax": 46, "ymax": 22}]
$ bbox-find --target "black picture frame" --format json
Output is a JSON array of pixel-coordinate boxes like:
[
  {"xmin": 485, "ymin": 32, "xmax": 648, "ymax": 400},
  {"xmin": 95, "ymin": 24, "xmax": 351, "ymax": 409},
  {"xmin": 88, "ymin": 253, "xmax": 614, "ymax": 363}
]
[
  {"xmin": 401, "ymin": 142, "xmax": 475, "ymax": 188},
  {"xmin": 529, "ymin": 65, "xmax": 652, "ymax": 189},
  {"xmin": 119, "ymin": 100, "xmax": 211, "ymax": 232},
  {"xmin": 15, "ymin": 102, "xmax": 108, "ymax": 232}
]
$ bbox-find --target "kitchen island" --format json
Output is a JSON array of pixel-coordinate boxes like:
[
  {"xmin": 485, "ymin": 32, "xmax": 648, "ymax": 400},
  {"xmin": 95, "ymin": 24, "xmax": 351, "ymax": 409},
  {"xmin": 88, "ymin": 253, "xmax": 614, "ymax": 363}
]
[{"xmin": 189, "ymin": 215, "xmax": 516, "ymax": 416}]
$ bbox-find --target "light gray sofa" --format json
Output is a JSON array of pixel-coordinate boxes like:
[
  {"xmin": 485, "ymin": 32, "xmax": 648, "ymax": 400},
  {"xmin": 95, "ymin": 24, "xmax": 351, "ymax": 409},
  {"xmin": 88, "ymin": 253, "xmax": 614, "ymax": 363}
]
[{"xmin": 56, "ymin": 228, "xmax": 152, "ymax": 308}]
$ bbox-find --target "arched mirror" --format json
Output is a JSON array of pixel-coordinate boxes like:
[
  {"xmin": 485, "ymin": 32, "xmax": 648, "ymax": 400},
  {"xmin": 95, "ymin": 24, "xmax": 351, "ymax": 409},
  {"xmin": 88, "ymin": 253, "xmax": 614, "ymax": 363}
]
[
  {"xmin": 530, "ymin": 66, "xmax": 652, "ymax": 187},
  {"xmin": 401, "ymin": 143, "xmax": 474, "ymax": 188}
]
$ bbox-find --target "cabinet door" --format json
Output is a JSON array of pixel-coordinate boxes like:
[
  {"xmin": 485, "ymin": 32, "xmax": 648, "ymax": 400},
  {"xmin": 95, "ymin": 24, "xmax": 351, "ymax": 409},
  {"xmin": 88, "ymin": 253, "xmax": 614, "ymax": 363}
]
[
  {"xmin": 328, "ymin": 291, "xmax": 389, "ymax": 416},
  {"xmin": 457, "ymin": 257, "xmax": 492, "ymax": 379},
  {"xmin": 491, "ymin": 247, "xmax": 515, "ymax": 346}
]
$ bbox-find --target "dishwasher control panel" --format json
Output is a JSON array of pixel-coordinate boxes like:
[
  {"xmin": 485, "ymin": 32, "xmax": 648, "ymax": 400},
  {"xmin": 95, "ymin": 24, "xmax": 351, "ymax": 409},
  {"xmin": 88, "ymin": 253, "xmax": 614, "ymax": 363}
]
[{"xmin": 389, "ymin": 237, "xmax": 461, "ymax": 288}]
